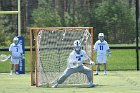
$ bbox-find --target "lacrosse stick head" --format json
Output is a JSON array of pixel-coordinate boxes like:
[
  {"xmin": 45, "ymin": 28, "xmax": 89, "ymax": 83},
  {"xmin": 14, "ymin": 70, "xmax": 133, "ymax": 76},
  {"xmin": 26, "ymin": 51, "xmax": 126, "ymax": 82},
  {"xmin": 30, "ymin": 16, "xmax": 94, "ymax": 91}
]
[{"xmin": 0, "ymin": 54, "xmax": 10, "ymax": 62}]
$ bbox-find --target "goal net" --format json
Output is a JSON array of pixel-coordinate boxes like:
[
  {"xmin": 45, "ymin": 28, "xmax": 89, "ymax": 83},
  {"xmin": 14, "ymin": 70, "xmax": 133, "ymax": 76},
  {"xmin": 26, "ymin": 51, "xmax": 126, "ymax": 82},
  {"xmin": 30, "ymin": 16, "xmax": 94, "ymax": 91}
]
[{"xmin": 30, "ymin": 27, "xmax": 94, "ymax": 87}]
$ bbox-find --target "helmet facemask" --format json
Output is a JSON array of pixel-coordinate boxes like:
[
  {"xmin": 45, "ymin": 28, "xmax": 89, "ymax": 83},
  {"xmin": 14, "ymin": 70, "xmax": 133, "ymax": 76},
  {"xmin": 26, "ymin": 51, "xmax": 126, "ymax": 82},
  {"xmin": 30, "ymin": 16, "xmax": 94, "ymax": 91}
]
[
  {"xmin": 98, "ymin": 33, "xmax": 104, "ymax": 42},
  {"xmin": 13, "ymin": 37, "xmax": 19, "ymax": 45},
  {"xmin": 98, "ymin": 36, "xmax": 104, "ymax": 42}
]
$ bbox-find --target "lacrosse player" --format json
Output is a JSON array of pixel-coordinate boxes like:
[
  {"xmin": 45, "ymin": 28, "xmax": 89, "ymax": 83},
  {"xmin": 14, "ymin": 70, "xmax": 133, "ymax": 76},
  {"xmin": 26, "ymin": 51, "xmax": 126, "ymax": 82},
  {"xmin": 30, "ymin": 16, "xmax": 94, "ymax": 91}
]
[
  {"xmin": 52, "ymin": 40, "xmax": 95, "ymax": 88},
  {"xmin": 94, "ymin": 33, "xmax": 111, "ymax": 75},
  {"xmin": 9, "ymin": 37, "xmax": 23, "ymax": 75}
]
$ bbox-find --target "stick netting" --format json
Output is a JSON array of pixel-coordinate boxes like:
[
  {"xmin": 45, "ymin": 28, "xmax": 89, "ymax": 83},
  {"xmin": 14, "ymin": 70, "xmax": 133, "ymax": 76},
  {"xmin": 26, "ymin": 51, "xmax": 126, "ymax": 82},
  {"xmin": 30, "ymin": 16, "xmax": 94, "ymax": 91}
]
[{"xmin": 30, "ymin": 27, "xmax": 93, "ymax": 87}]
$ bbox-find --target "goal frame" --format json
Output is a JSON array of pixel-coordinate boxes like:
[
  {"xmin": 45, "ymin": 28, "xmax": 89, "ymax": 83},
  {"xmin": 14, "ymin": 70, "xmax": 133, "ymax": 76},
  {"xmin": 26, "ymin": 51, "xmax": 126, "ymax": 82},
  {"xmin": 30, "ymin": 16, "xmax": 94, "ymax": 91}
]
[
  {"xmin": 0, "ymin": 0, "xmax": 21, "ymax": 36},
  {"xmin": 30, "ymin": 27, "xmax": 94, "ymax": 87}
]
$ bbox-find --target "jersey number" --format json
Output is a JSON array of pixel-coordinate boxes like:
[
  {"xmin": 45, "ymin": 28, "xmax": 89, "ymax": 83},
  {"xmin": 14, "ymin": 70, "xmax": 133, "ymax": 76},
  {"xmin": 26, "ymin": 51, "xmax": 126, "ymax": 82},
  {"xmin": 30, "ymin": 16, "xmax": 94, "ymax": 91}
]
[
  {"xmin": 76, "ymin": 56, "xmax": 81, "ymax": 61},
  {"xmin": 16, "ymin": 47, "xmax": 18, "ymax": 52},
  {"xmin": 78, "ymin": 57, "xmax": 81, "ymax": 61},
  {"xmin": 100, "ymin": 45, "xmax": 103, "ymax": 50}
]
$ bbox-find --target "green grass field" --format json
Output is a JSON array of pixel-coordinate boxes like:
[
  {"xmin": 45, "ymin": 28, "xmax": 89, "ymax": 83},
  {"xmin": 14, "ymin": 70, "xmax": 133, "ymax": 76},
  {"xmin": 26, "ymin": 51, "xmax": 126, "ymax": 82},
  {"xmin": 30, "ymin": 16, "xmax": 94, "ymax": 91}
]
[
  {"xmin": 0, "ymin": 49, "xmax": 140, "ymax": 93},
  {"xmin": 0, "ymin": 49, "xmax": 139, "ymax": 72},
  {"xmin": 0, "ymin": 71, "xmax": 140, "ymax": 93}
]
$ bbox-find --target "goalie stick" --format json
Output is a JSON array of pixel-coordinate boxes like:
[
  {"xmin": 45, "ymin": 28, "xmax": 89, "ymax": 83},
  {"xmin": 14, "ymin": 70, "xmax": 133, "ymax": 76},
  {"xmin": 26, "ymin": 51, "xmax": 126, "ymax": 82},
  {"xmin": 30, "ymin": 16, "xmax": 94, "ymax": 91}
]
[{"xmin": 83, "ymin": 62, "xmax": 97, "ymax": 65}]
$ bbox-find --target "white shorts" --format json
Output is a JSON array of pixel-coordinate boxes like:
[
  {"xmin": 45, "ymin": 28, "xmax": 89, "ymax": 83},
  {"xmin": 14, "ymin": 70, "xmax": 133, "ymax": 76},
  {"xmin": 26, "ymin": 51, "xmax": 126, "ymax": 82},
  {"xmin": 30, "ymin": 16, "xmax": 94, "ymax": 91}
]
[
  {"xmin": 12, "ymin": 52, "xmax": 21, "ymax": 59},
  {"xmin": 96, "ymin": 54, "xmax": 107, "ymax": 64},
  {"xmin": 10, "ymin": 58, "xmax": 20, "ymax": 64}
]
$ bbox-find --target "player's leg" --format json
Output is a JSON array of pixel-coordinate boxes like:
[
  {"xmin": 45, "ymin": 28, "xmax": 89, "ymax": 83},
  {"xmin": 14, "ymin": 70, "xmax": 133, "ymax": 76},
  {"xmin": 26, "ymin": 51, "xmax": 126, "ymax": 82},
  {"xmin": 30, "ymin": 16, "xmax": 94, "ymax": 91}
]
[
  {"xmin": 95, "ymin": 64, "xmax": 100, "ymax": 75},
  {"xmin": 103, "ymin": 55, "xmax": 107, "ymax": 75},
  {"xmin": 52, "ymin": 68, "xmax": 77, "ymax": 88},
  {"xmin": 10, "ymin": 58, "xmax": 14, "ymax": 75},
  {"xmin": 15, "ymin": 64, "xmax": 19, "ymax": 75},
  {"xmin": 11, "ymin": 59, "xmax": 19, "ymax": 75},
  {"xmin": 95, "ymin": 55, "xmax": 102, "ymax": 75},
  {"xmin": 10, "ymin": 64, "xmax": 14, "ymax": 75},
  {"xmin": 103, "ymin": 63, "xmax": 107, "ymax": 75},
  {"xmin": 57, "ymin": 68, "xmax": 75, "ymax": 84},
  {"xmin": 79, "ymin": 66, "xmax": 95, "ymax": 87}
]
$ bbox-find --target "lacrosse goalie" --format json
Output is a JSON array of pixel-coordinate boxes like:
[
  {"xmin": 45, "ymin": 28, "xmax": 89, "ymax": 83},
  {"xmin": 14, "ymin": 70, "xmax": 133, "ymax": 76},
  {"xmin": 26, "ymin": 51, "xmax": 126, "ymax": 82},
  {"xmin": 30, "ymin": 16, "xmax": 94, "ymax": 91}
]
[
  {"xmin": 9, "ymin": 37, "xmax": 23, "ymax": 75},
  {"xmin": 52, "ymin": 40, "xmax": 95, "ymax": 88},
  {"xmin": 94, "ymin": 33, "xmax": 111, "ymax": 75}
]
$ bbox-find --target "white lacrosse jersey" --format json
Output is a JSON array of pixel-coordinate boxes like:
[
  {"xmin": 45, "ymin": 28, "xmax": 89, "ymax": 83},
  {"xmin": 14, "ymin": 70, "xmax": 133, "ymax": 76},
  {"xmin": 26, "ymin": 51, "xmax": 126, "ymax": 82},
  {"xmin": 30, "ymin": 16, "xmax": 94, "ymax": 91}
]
[
  {"xmin": 9, "ymin": 43, "xmax": 23, "ymax": 59},
  {"xmin": 94, "ymin": 40, "xmax": 109, "ymax": 55},
  {"xmin": 67, "ymin": 50, "xmax": 89, "ymax": 68}
]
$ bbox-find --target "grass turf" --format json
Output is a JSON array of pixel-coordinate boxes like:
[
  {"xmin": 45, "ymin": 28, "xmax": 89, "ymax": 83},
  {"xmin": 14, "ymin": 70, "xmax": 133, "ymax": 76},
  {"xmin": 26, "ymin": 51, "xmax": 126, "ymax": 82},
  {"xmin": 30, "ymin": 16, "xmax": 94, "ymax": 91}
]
[
  {"xmin": 0, "ymin": 49, "xmax": 139, "ymax": 73},
  {"xmin": 0, "ymin": 71, "xmax": 140, "ymax": 93}
]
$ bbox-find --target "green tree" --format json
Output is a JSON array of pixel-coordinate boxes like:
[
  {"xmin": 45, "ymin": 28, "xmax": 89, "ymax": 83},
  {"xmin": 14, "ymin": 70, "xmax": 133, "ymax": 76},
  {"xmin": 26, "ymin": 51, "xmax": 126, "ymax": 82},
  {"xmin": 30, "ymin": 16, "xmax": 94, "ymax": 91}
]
[
  {"xmin": 0, "ymin": 15, "xmax": 11, "ymax": 46},
  {"xmin": 0, "ymin": 0, "xmax": 19, "ymax": 47},
  {"xmin": 93, "ymin": 0, "xmax": 135, "ymax": 44},
  {"xmin": 32, "ymin": 8, "xmax": 61, "ymax": 27},
  {"xmin": 31, "ymin": 0, "xmax": 61, "ymax": 27}
]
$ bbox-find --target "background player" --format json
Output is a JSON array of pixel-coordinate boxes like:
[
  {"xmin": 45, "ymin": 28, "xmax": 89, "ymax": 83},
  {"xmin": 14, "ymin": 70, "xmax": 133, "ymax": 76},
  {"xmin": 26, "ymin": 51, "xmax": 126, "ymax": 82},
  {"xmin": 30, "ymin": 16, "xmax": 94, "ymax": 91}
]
[
  {"xmin": 94, "ymin": 33, "xmax": 111, "ymax": 75},
  {"xmin": 52, "ymin": 40, "xmax": 95, "ymax": 88},
  {"xmin": 9, "ymin": 37, "xmax": 23, "ymax": 75}
]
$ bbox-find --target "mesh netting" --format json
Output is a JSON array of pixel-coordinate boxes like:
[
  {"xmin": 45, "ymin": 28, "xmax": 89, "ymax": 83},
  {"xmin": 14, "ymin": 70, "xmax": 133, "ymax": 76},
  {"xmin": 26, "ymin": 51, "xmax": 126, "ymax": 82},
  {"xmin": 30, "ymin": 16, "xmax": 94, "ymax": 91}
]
[{"xmin": 30, "ymin": 27, "xmax": 93, "ymax": 87}]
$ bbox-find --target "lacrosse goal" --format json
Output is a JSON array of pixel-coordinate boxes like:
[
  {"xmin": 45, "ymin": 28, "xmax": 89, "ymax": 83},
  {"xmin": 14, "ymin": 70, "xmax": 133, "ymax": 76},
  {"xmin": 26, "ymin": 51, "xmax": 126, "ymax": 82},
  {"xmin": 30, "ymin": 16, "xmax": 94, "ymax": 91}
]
[{"xmin": 30, "ymin": 27, "xmax": 94, "ymax": 87}]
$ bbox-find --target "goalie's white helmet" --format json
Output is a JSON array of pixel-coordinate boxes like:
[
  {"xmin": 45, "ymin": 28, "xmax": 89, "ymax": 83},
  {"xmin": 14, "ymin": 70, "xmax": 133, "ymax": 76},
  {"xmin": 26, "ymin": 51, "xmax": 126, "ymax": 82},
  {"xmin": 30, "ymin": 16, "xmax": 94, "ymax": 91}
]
[
  {"xmin": 98, "ymin": 33, "xmax": 104, "ymax": 42},
  {"xmin": 13, "ymin": 37, "xmax": 19, "ymax": 45},
  {"xmin": 73, "ymin": 40, "xmax": 81, "ymax": 54}
]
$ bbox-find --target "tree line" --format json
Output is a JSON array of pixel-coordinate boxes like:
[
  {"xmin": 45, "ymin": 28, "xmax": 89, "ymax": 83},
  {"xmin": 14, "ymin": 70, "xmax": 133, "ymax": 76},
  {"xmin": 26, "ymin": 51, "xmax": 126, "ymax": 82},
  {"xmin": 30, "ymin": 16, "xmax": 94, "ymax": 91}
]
[{"xmin": 0, "ymin": 0, "xmax": 137, "ymax": 46}]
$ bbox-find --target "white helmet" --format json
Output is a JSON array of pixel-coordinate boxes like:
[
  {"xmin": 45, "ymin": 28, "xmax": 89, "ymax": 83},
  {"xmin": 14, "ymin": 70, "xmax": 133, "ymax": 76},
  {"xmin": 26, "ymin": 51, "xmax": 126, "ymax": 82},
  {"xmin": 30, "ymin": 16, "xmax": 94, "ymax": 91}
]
[
  {"xmin": 13, "ymin": 37, "xmax": 19, "ymax": 45},
  {"xmin": 74, "ymin": 40, "xmax": 81, "ymax": 47},
  {"xmin": 73, "ymin": 40, "xmax": 81, "ymax": 54},
  {"xmin": 98, "ymin": 33, "xmax": 104, "ymax": 42}
]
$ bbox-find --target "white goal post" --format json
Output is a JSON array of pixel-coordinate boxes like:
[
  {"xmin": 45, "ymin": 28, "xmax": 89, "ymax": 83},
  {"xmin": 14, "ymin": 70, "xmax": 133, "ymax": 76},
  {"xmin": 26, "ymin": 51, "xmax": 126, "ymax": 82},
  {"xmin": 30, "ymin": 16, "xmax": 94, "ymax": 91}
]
[{"xmin": 30, "ymin": 27, "xmax": 94, "ymax": 87}]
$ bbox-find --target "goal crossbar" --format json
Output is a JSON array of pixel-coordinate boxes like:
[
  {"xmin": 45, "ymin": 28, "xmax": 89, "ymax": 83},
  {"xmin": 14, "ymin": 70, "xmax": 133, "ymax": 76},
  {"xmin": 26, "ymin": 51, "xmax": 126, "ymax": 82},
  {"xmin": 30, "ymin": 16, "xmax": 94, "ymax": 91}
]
[{"xmin": 30, "ymin": 27, "xmax": 93, "ymax": 31}]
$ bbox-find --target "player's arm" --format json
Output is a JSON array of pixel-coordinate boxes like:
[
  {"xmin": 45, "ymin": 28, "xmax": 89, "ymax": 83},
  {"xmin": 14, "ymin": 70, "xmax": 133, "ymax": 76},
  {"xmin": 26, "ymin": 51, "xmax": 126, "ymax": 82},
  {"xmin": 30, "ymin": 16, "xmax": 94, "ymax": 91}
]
[
  {"xmin": 82, "ymin": 51, "xmax": 95, "ymax": 65},
  {"xmin": 106, "ymin": 42, "xmax": 111, "ymax": 56},
  {"xmin": 107, "ymin": 49, "xmax": 111, "ymax": 56},
  {"xmin": 93, "ymin": 42, "xmax": 97, "ymax": 52},
  {"xmin": 8, "ymin": 51, "xmax": 12, "ymax": 60},
  {"xmin": 9, "ymin": 45, "xmax": 12, "ymax": 58},
  {"xmin": 68, "ymin": 59, "xmax": 76, "ymax": 64},
  {"xmin": 68, "ymin": 60, "xmax": 78, "ymax": 68},
  {"xmin": 18, "ymin": 44, "xmax": 24, "ymax": 59},
  {"xmin": 67, "ymin": 53, "xmax": 78, "ymax": 68},
  {"xmin": 83, "ymin": 58, "xmax": 95, "ymax": 65},
  {"xmin": 82, "ymin": 58, "xmax": 95, "ymax": 65}
]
